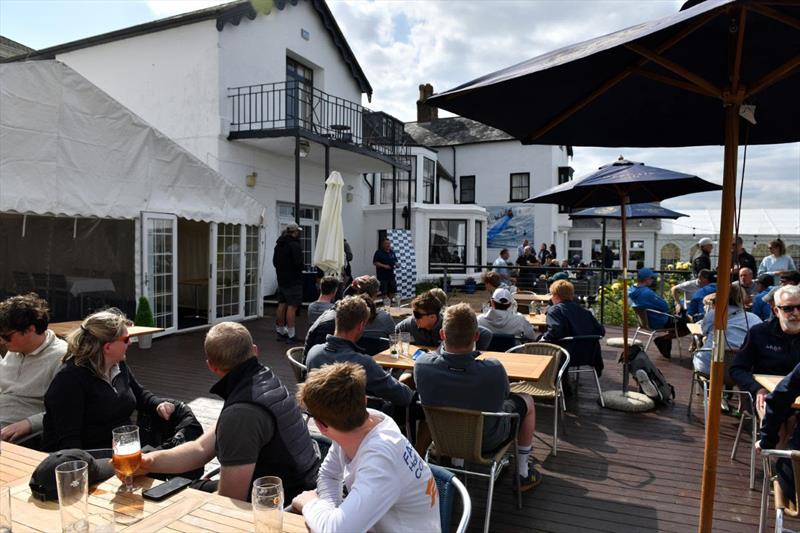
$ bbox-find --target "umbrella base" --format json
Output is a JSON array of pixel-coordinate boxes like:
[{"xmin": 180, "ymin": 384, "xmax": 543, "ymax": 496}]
[{"xmin": 601, "ymin": 390, "xmax": 655, "ymax": 412}]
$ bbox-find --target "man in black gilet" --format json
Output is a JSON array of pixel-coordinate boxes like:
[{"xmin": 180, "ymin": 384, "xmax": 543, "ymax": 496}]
[{"xmin": 132, "ymin": 322, "xmax": 319, "ymax": 501}]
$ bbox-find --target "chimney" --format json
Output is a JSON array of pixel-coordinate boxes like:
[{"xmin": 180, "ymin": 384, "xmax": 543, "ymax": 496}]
[{"xmin": 416, "ymin": 83, "xmax": 437, "ymax": 123}]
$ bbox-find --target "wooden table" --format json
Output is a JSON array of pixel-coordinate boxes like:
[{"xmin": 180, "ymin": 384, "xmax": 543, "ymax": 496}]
[
  {"xmin": 374, "ymin": 345, "xmax": 553, "ymax": 382},
  {"xmin": 687, "ymin": 322, "xmax": 703, "ymax": 336},
  {"xmin": 525, "ymin": 313, "xmax": 547, "ymax": 330},
  {"xmin": 1, "ymin": 442, "xmax": 307, "ymax": 532},
  {"xmin": 49, "ymin": 321, "xmax": 164, "ymax": 339},
  {"xmin": 754, "ymin": 374, "xmax": 800, "ymax": 408},
  {"xmin": 388, "ymin": 307, "xmax": 413, "ymax": 320},
  {"xmin": 513, "ymin": 293, "xmax": 551, "ymax": 304}
]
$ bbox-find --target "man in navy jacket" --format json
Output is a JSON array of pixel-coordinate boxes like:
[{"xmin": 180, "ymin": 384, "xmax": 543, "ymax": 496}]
[{"xmin": 628, "ymin": 268, "xmax": 687, "ymax": 358}]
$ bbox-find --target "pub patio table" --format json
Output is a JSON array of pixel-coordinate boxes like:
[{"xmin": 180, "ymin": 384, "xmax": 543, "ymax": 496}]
[
  {"xmin": 754, "ymin": 374, "xmax": 800, "ymax": 409},
  {"xmin": 49, "ymin": 321, "xmax": 164, "ymax": 339}
]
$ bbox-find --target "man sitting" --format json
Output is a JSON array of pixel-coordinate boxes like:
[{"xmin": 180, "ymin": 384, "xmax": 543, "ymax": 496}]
[
  {"xmin": 752, "ymin": 273, "xmax": 776, "ymax": 321},
  {"xmin": 685, "ymin": 270, "xmax": 717, "ymax": 322},
  {"xmin": 478, "ymin": 288, "xmax": 536, "ymax": 341},
  {"xmin": 730, "ymin": 285, "xmax": 800, "ymax": 419},
  {"xmin": 732, "ymin": 267, "xmax": 758, "ymax": 303},
  {"xmin": 308, "ymin": 276, "xmax": 338, "ymax": 325},
  {"xmin": 134, "ymin": 322, "xmax": 319, "ymax": 501},
  {"xmin": 628, "ymin": 268, "xmax": 687, "ymax": 359},
  {"xmin": 540, "ymin": 280, "xmax": 605, "ymax": 377},
  {"xmin": 395, "ymin": 291, "xmax": 443, "ymax": 347},
  {"xmin": 414, "ymin": 303, "xmax": 542, "ymax": 491},
  {"xmin": 0, "ymin": 293, "xmax": 67, "ymax": 443},
  {"xmin": 291, "ymin": 362, "xmax": 440, "ymax": 532},
  {"xmin": 671, "ymin": 276, "xmax": 701, "ymax": 316},
  {"xmin": 306, "ymin": 296, "xmax": 413, "ymax": 408}
]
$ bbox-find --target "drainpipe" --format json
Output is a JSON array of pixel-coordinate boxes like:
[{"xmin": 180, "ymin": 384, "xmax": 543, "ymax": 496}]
[
  {"xmin": 294, "ymin": 134, "xmax": 300, "ymax": 225},
  {"xmin": 392, "ymin": 165, "xmax": 397, "ymax": 229},
  {"xmin": 407, "ymin": 161, "xmax": 412, "ymax": 230},
  {"xmin": 324, "ymin": 144, "xmax": 330, "ymax": 184},
  {"xmin": 451, "ymin": 146, "xmax": 458, "ymax": 200}
]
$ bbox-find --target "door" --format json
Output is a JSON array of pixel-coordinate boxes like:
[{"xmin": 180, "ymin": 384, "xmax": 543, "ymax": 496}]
[
  {"xmin": 210, "ymin": 223, "xmax": 244, "ymax": 322},
  {"xmin": 286, "ymin": 57, "xmax": 314, "ymax": 129},
  {"xmin": 141, "ymin": 213, "xmax": 178, "ymax": 334}
]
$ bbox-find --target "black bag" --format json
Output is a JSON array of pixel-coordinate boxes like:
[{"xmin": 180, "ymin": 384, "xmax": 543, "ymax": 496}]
[{"xmin": 622, "ymin": 345, "xmax": 675, "ymax": 404}]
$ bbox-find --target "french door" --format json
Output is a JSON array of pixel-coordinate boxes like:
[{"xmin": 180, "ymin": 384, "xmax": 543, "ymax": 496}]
[
  {"xmin": 141, "ymin": 213, "xmax": 178, "ymax": 334},
  {"xmin": 209, "ymin": 223, "xmax": 262, "ymax": 323}
]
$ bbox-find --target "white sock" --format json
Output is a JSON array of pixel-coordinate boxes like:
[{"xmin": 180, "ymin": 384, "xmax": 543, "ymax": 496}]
[
  {"xmin": 287, "ymin": 327, "xmax": 296, "ymax": 338},
  {"xmin": 276, "ymin": 325, "xmax": 287, "ymax": 335},
  {"xmin": 517, "ymin": 445, "xmax": 531, "ymax": 477}
]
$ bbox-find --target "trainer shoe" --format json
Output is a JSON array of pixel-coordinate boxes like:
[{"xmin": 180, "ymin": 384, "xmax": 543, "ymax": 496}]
[
  {"xmin": 635, "ymin": 369, "xmax": 659, "ymax": 398},
  {"xmin": 516, "ymin": 469, "xmax": 543, "ymax": 492}
]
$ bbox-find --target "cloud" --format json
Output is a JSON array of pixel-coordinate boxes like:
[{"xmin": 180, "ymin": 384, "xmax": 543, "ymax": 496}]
[{"xmin": 145, "ymin": 0, "xmax": 228, "ymax": 18}]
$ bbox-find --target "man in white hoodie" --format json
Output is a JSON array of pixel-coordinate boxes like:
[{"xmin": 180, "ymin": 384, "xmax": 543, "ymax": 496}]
[
  {"xmin": 292, "ymin": 362, "xmax": 440, "ymax": 533},
  {"xmin": 0, "ymin": 293, "xmax": 67, "ymax": 442},
  {"xmin": 478, "ymin": 288, "xmax": 536, "ymax": 341}
]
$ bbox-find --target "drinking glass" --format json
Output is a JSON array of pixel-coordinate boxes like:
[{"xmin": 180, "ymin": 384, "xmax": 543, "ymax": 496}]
[
  {"xmin": 0, "ymin": 486, "xmax": 11, "ymax": 533},
  {"xmin": 252, "ymin": 476, "xmax": 283, "ymax": 533},
  {"xmin": 399, "ymin": 332, "xmax": 411, "ymax": 356},
  {"xmin": 91, "ymin": 512, "xmax": 115, "ymax": 533},
  {"xmin": 55, "ymin": 460, "xmax": 89, "ymax": 533},
  {"xmin": 388, "ymin": 334, "xmax": 401, "ymax": 358},
  {"xmin": 112, "ymin": 425, "xmax": 141, "ymax": 493}
]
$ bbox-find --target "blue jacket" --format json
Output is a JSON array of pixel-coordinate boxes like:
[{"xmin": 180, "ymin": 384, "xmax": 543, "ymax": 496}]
[
  {"xmin": 761, "ymin": 362, "xmax": 800, "ymax": 449},
  {"xmin": 541, "ymin": 300, "xmax": 606, "ymax": 374},
  {"xmin": 687, "ymin": 283, "xmax": 716, "ymax": 321},
  {"xmin": 628, "ymin": 285, "xmax": 670, "ymax": 329},
  {"xmin": 730, "ymin": 318, "xmax": 800, "ymax": 398},
  {"xmin": 752, "ymin": 288, "xmax": 773, "ymax": 321},
  {"xmin": 306, "ymin": 335, "xmax": 413, "ymax": 407}
]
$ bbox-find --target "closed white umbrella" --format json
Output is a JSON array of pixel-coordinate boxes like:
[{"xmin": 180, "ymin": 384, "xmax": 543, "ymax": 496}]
[{"xmin": 313, "ymin": 171, "xmax": 345, "ymax": 275}]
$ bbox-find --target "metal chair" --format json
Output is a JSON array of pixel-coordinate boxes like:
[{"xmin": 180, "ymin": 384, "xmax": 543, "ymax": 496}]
[
  {"xmin": 759, "ymin": 449, "xmax": 800, "ymax": 533},
  {"xmin": 730, "ymin": 390, "xmax": 760, "ymax": 491},
  {"xmin": 506, "ymin": 342, "xmax": 570, "ymax": 456},
  {"xmin": 422, "ymin": 404, "xmax": 521, "ymax": 533},
  {"xmin": 631, "ymin": 306, "xmax": 683, "ymax": 359},
  {"xmin": 429, "ymin": 464, "xmax": 472, "ymax": 533},
  {"xmin": 286, "ymin": 347, "xmax": 307, "ymax": 383},
  {"xmin": 560, "ymin": 335, "xmax": 605, "ymax": 407}
]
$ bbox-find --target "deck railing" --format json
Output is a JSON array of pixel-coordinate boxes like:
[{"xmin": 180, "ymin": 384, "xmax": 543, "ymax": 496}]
[{"xmin": 228, "ymin": 81, "xmax": 408, "ymax": 159}]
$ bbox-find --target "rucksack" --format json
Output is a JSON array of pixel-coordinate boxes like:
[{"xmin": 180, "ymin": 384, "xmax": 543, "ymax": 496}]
[{"xmin": 622, "ymin": 345, "xmax": 675, "ymax": 405}]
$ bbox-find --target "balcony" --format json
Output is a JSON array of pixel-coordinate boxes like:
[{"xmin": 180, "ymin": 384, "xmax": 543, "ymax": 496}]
[{"xmin": 227, "ymin": 81, "xmax": 409, "ymax": 167}]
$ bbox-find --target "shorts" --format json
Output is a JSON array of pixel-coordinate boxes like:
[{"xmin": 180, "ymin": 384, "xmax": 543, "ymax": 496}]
[
  {"xmin": 277, "ymin": 283, "xmax": 303, "ymax": 307},
  {"xmin": 379, "ymin": 276, "xmax": 397, "ymax": 296},
  {"xmin": 504, "ymin": 393, "xmax": 529, "ymax": 419},
  {"xmin": 482, "ymin": 393, "xmax": 528, "ymax": 453}
]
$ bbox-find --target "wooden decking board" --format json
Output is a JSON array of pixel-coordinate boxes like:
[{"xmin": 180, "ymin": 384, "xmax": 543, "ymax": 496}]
[{"xmin": 124, "ymin": 318, "xmax": 796, "ymax": 532}]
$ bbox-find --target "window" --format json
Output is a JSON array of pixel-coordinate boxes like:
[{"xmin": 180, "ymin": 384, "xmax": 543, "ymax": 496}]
[
  {"xmin": 286, "ymin": 57, "xmax": 314, "ymax": 129},
  {"xmin": 379, "ymin": 157, "xmax": 417, "ymax": 204},
  {"xmin": 557, "ymin": 166, "xmax": 574, "ymax": 213},
  {"xmin": 629, "ymin": 240, "xmax": 645, "ymax": 270},
  {"xmin": 474, "ymin": 221, "xmax": 483, "ymax": 273},
  {"xmin": 429, "ymin": 219, "xmax": 466, "ymax": 273},
  {"xmin": 568, "ymin": 239, "xmax": 583, "ymax": 262},
  {"xmin": 423, "ymin": 158, "xmax": 435, "ymax": 203},
  {"xmin": 660, "ymin": 243, "xmax": 681, "ymax": 269},
  {"xmin": 607, "ymin": 239, "xmax": 621, "ymax": 265},
  {"xmin": 509, "ymin": 172, "xmax": 530, "ymax": 202},
  {"xmin": 460, "ymin": 176, "xmax": 475, "ymax": 204},
  {"xmin": 244, "ymin": 226, "xmax": 260, "ymax": 317}
]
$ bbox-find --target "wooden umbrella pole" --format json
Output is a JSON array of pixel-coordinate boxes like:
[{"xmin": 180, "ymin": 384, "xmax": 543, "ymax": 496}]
[
  {"xmin": 698, "ymin": 102, "xmax": 740, "ymax": 533},
  {"xmin": 600, "ymin": 218, "xmax": 608, "ymax": 324},
  {"xmin": 620, "ymin": 197, "xmax": 630, "ymax": 394}
]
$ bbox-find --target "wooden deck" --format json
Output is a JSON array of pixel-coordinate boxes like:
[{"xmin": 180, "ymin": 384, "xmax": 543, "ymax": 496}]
[{"xmin": 123, "ymin": 313, "xmax": 796, "ymax": 532}]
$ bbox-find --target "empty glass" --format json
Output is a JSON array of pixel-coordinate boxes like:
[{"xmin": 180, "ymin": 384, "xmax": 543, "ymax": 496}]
[
  {"xmin": 399, "ymin": 332, "xmax": 411, "ymax": 356},
  {"xmin": 55, "ymin": 460, "xmax": 89, "ymax": 533},
  {"xmin": 91, "ymin": 512, "xmax": 115, "ymax": 533},
  {"xmin": 1, "ymin": 486, "xmax": 11, "ymax": 533},
  {"xmin": 252, "ymin": 476, "xmax": 283, "ymax": 533},
  {"xmin": 388, "ymin": 334, "xmax": 401, "ymax": 358}
]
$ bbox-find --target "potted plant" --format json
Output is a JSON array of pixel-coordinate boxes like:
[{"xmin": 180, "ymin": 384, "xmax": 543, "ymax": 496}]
[{"xmin": 134, "ymin": 296, "xmax": 155, "ymax": 349}]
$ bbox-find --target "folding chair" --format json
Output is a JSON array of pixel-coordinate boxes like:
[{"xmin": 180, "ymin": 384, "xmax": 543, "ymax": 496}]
[
  {"xmin": 631, "ymin": 306, "xmax": 683, "ymax": 359},
  {"xmin": 759, "ymin": 449, "xmax": 800, "ymax": 533},
  {"xmin": 286, "ymin": 347, "xmax": 307, "ymax": 383},
  {"xmin": 422, "ymin": 404, "xmax": 521, "ymax": 533},
  {"xmin": 430, "ymin": 464, "xmax": 472, "ymax": 533},
  {"xmin": 560, "ymin": 335, "xmax": 605, "ymax": 407},
  {"xmin": 506, "ymin": 342, "xmax": 570, "ymax": 455}
]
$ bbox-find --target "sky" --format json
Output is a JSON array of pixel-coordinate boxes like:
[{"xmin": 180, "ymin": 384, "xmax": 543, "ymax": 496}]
[{"xmin": 1, "ymin": 0, "xmax": 798, "ymax": 219}]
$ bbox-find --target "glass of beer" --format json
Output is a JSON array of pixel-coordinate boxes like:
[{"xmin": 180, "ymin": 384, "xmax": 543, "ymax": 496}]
[
  {"xmin": 112, "ymin": 425, "xmax": 141, "ymax": 493},
  {"xmin": 252, "ymin": 476, "xmax": 283, "ymax": 533}
]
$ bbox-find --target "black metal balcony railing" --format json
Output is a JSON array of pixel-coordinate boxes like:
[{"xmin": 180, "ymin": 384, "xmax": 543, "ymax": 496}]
[{"xmin": 228, "ymin": 81, "xmax": 408, "ymax": 160}]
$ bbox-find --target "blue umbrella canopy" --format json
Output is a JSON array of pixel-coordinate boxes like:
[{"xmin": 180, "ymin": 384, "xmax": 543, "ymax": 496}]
[
  {"xmin": 526, "ymin": 158, "xmax": 721, "ymax": 207},
  {"xmin": 569, "ymin": 202, "xmax": 688, "ymax": 220}
]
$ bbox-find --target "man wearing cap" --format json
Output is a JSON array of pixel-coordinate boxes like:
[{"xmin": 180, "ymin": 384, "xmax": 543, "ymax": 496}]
[
  {"xmin": 273, "ymin": 223, "xmax": 305, "ymax": 342},
  {"xmin": 478, "ymin": 288, "xmax": 536, "ymax": 340},
  {"xmin": 0, "ymin": 294, "xmax": 67, "ymax": 443},
  {"xmin": 628, "ymin": 268, "xmax": 687, "ymax": 358},
  {"xmin": 693, "ymin": 238, "xmax": 714, "ymax": 277}
]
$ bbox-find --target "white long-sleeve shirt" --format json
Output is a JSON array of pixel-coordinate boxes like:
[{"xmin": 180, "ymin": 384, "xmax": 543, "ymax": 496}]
[{"xmin": 302, "ymin": 409, "xmax": 441, "ymax": 533}]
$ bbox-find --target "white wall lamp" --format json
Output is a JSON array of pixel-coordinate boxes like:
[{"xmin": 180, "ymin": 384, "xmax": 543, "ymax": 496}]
[
  {"xmin": 298, "ymin": 139, "xmax": 311, "ymax": 158},
  {"xmin": 246, "ymin": 172, "xmax": 257, "ymax": 187}
]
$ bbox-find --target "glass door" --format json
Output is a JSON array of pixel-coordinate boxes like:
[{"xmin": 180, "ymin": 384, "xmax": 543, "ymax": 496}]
[
  {"xmin": 141, "ymin": 213, "xmax": 177, "ymax": 334},
  {"xmin": 210, "ymin": 223, "xmax": 244, "ymax": 322}
]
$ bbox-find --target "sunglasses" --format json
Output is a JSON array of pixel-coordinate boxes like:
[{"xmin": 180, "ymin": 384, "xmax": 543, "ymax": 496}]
[
  {"xmin": 777, "ymin": 304, "xmax": 800, "ymax": 313},
  {"xmin": 116, "ymin": 335, "xmax": 131, "ymax": 344},
  {"xmin": 413, "ymin": 311, "xmax": 432, "ymax": 320}
]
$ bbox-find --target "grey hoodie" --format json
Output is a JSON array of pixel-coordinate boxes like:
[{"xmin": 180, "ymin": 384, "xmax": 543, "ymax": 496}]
[{"xmin": 478, "ymin": 308, "xmax": 536, "ymax": 340}]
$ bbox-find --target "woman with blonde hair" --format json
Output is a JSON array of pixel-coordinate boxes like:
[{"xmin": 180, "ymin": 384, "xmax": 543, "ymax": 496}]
[
  {"xmin": 758, "ymin": 238, "xmax": 797, "ymax": 286},
  {"xmin": 42, "ymin": 309, "xmax": 174, "ymax": 451}
]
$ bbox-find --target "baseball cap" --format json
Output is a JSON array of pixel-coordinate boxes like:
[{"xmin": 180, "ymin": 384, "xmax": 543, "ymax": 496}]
[
  {"xmin": 491, "ymin": 288, "xmax": 513, "ymax": 304},
  {"xmin": 756, "ymin": 273, "xmax": 775, "ymax": 288},
  {"xmin": 780, "ymin": 271, "xmax": 800, "ymax": 284},
  {"xmin": 698, "ymin": 237, "xmax": 713, "ymax": 246},
  {"xmin": 30, "ymin": 449, "xmax": 115, "ymax": 501},
  {"xmin": 285, "ymin": 223, "xmax": 302, "ymax": 232},
  {"xmin": 551, "ymin": 272, "xmax": 570, "ymax": 281},
  {"xmin": 637, "ymin": 268, "xmax": 657, "ymax": 280}
]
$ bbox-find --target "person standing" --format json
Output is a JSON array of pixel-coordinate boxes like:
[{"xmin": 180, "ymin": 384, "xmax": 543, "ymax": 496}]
[
  {"xmin": 733, "ymin": 236, "xmax": 757, "ymax": 276},
  {"xmin": 549, "ymin": 243, "xmax": 557, "ymax": 261},
  {"xmin": 493, "ymin": 248, "xmax": 513, "ymax": 284},
  {"xmin": 517, "ymin": 238, "xmax": 529, "ymax": 259},
  {"xmin": 373, "ymin": 238, "xmax": 398, "ymax": 304},
  {"xmin": 538, "ymin": 243, "xmax": 550, "ymax": 264},
  {"xmin": 343, "ymin": 238, "xmax": 354, "ymax": 287},
  {"xmin": 758, "ymin": 238, "xmax": 797, "ymax": 286},
  {"xmin": 693, "ymin": 237, "xmax": 714, "ymax": 276},
  {"xmin": 273, "ymin": 223, "xmax": 305, "ymax": 342}
]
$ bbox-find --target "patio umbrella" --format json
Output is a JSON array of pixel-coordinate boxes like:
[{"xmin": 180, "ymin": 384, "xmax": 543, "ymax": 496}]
[
  {"xmin": 428, "ymin": 1, "xmax": 799, "ymax": 528},
  {"xmin": 528, "ymin": 158, "xmax": 718, "ymax": 399},
  {"xmin": 569, "ymin": 202, "xmax": 689, "ymax": 324},
  {"xmin": 313, "ymin": 171, "xmax": 345, "ymax": 275}
]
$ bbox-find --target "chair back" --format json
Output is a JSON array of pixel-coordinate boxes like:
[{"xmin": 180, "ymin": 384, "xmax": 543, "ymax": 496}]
[
  {"xmin": 49, "ymin": 273, "xmax": 68, "ymax": 290},
  {"xmin": 722, "ymin": 349, "xmax": 737, "ymax": 388},
  {"xmin": 286, "ymin": 347, "xmax": 307, "ymax": 383},
  {"xmin": 506, "ymin": 342, "xmax": 570, "ymax": 396},
  {"xmin": 430, "ymin": 464, "xmax": 472, "ymax": 533},
  {"xmin": 422, "ymin": 404, "xmax": 486, "ymax": 464},
  {"xmin": 561, "ymin": 335, "xmax": 603, "ymax": 369},
  {"xmin": 357, "ymin": 336, "xmax": 391, "ymax": 356},
  {"xmin": 13, "ymin": 271, "xmax": 34, "ymax": 293},
  {"xmin": 32, "ymin": 273, "xmax": 50, "ymax": 294},
  {"xmin": 486, "ymin": 333, "xmax": 520, "ymax": 352},
  {"xmin": 633, "ymin": 306, "xmax": 652, "ymax": 330}
]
